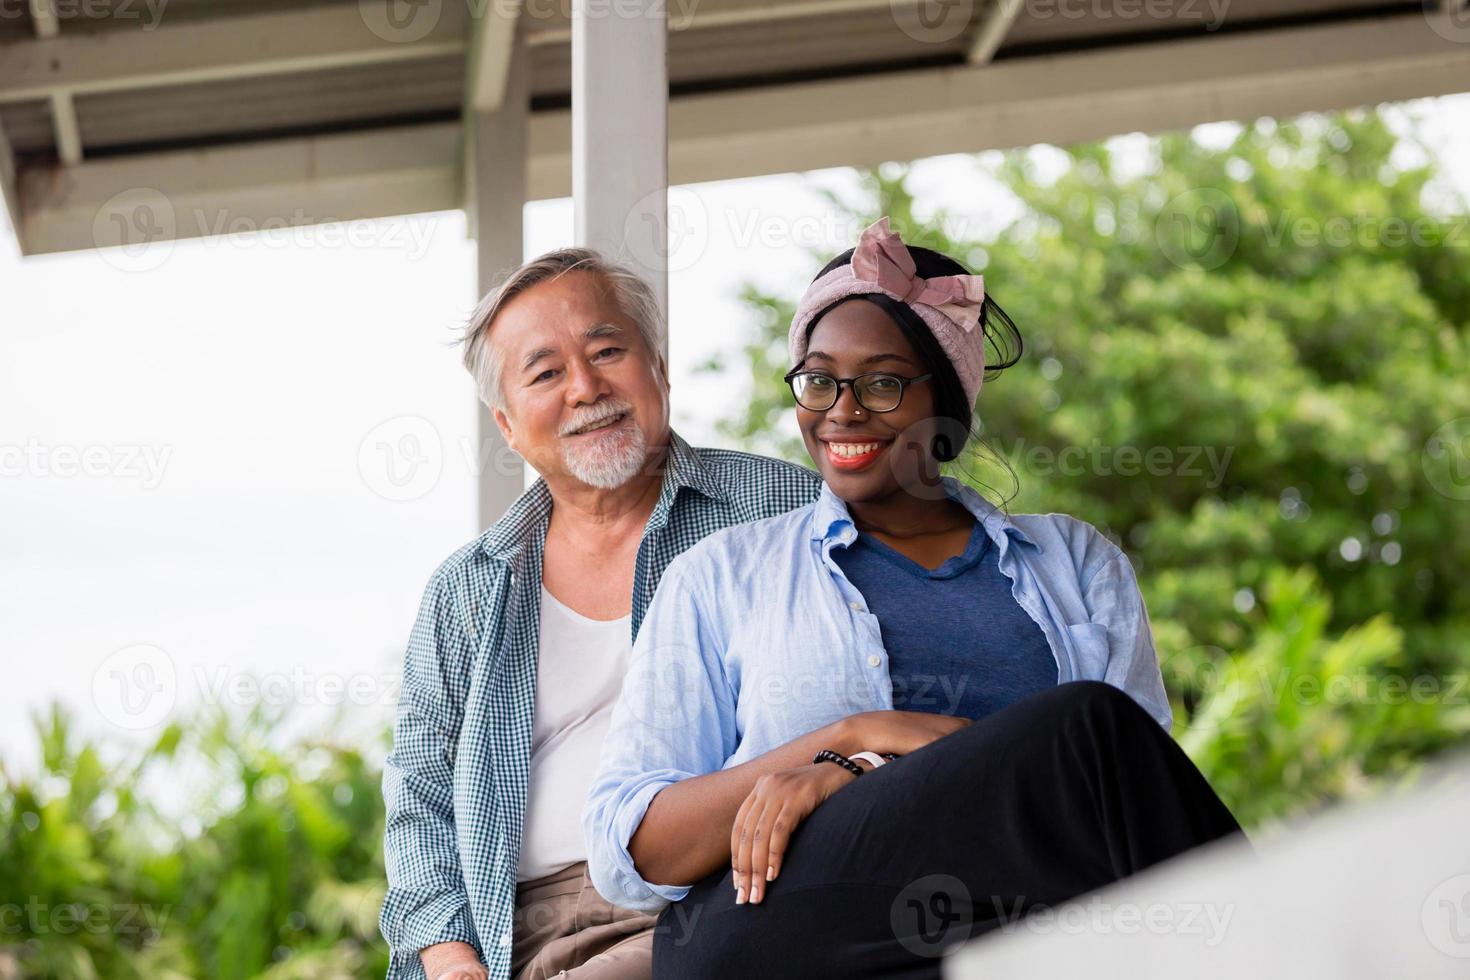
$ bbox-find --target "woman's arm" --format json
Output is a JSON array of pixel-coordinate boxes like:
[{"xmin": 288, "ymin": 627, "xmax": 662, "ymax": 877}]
[
  {"xmin": 583, "ymin": 549, "xmax": 970, "ymax": 912},
  {"xmin": 630, "ymin": 709, "xmax": 968, "ymax": 887},
  {"xmin": 627, "ymin": 716, "xmax": 861, "ymax": 886}
]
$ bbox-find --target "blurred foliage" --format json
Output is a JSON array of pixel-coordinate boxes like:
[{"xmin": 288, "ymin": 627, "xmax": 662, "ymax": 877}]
[
  {"xmin": 5, "ymin": 106, "xmax": 1470, "ymax": 978},
  {"xmin": 0, "ymin": 708, "xmax": 389, "ymax": 979},
  {"xmin": 699, "ymin": 107, "xmax": 1470, "ymax": 825}
]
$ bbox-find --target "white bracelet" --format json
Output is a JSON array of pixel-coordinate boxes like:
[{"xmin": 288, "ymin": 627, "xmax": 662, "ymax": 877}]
[{"xmin": 850, "ymin": 751, "xmax": 888, "ymax": 770}]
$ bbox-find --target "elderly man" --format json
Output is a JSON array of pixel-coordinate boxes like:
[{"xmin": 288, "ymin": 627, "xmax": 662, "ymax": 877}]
[{"xmin": 380, "ymin": 249, "xmax": 820, "ymax": 980}]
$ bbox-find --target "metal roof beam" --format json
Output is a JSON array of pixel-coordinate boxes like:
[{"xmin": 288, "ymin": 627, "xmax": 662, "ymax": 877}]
[
  {"xmin": 467, "ymin": 0, "xmax": 523, "ymax": 113},
  {"xmin": 968, "ymin": 0, "xmax": 1023, "ymax": 64},
  {"xmin": 0, "ymin": 3, "xmax": 471, "ymax": 103},
  {"xmin": 539, "ymin": 12, "xmax": 1470, "ymax": 192},
  {"xmin": 1, "ymin": 0, "xmax": 925, "ymax": 103},
  {"xmin": 14, "ymin": 123, "xmax": 460, "ymax": 255},
  {"xmin": 14, "ymin": 12, "xmax": 1470, "ymax": 256},
  {"xmin": 48, "ymin": 94, "xmax": 82, "ymax": 165},
  {"xmin": 26, "ymin": 1, "xmax": 83, "ymax": 165},
  {"xmin": 0, "ymin": 120, "xmax": 20, "ymax": 247},
  {"xmin": 28, "ymin": 0, "xmax": 60, "ymax": 38},
  {"xmin": 522, "ymin": 0, "xmax": 897, "ymax": 45}
]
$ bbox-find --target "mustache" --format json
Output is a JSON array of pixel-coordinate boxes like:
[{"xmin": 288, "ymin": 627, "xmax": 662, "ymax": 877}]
[{"xmin": 560, "ymin": 399, "xmax": 634, "ymax": 436}]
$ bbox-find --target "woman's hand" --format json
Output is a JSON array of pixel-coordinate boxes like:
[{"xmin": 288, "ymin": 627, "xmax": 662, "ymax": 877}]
[
  {"xmin": 847, "ymin": 709, "xmax": 972, "ymax": 756},
  {"xmin": 724, "ymin": 713, "xmax": 972, "ymax": 904},
  {"xmin": 730, "ymin": 762, "xmax": 857, "ymax": 905}
]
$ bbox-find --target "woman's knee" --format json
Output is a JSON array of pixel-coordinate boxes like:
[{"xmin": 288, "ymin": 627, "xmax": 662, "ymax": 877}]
[
  {"xmin": 1024, "ymin": 681, "xmax": 1169, "ymax": 757},
  {"xmin": 1037, "ymin": 680, "xmax": 1147, "ymax": 722},
  {"xmin": 954, "ymin": 681, "xmax": 1155, "ymax": 756}
]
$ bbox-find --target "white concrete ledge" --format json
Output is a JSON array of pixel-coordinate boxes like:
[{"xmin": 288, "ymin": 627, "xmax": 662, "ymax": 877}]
[{"xmin": 946, "ymin": 756, "xmax": 1470, "ymax": 978}]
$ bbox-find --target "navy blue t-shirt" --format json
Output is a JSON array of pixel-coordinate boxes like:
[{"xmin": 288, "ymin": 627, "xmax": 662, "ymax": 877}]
[{"xmin": 832, "ymin": 520, "xmax": 1058, "ymax": 720}]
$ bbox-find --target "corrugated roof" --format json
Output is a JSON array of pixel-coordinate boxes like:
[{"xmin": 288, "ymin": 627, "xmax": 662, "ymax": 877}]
[
  {"xmin": 2, "ymin": 0, "xmax": 1420, "ymax": 163},
  {"xmin": 77, "ymin": 55, "xmax": 466, "ymax": 152},
  {"xmin": 4, "ymin": 0, "xmax": 1464, "ymax": 256},
  {"xmin": 0, "ymin": 101, "xmax": 53, "ymax": 154},
  {"xmin": 1001, "ymin": 0, "xmax": 1420, "ymax": 51}
]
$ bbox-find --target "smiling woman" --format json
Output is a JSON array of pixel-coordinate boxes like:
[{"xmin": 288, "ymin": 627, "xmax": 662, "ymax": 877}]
[{"xmin": 582, "ymin": 218, "xmax": 1244, "ymax": 979}]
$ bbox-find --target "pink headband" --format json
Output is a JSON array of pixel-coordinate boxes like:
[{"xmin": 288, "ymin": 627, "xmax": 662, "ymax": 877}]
[{"xmin": 788, "ymin": 217, "xmax": 988, "ymax": 407}]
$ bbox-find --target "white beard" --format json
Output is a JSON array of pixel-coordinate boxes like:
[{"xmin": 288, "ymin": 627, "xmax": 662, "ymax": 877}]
[{"xmin": 562, "ymin": 416, "xmax": 647, "ymax": 489}]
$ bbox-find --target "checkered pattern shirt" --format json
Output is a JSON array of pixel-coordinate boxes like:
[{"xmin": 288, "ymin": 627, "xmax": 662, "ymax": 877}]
[{"xmin": 379, "ymin": 433, "xmax": 820, "ymax": 980}]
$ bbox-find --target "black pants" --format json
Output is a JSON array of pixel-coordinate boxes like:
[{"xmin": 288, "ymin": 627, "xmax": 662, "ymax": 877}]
[{"xmin": 652, "ymin": 681, "xmax": 1244, "ymax": 979}]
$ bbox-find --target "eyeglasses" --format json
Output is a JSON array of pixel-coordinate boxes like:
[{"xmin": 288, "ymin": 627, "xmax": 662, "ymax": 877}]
[{"xmin": 783, "ymin": 368, "xmax": 933, "ymax": 413}]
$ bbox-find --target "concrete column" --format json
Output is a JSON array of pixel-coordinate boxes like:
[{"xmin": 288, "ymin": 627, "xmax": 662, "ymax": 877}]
[
  {"xmin": 468, "ymin": 39, "xmax": 528, "ymax": 530},
  {"xmin": 571, "ymin": 0, "xmax": 669, "ymax": 359}
]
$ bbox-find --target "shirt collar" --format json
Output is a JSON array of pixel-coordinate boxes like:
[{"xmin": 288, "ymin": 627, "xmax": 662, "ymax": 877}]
[
  {"xmin": 657, "ymin": 430, "xmax": 731, "ymax": 511},
  {"xmin": 480, "ymin": 429, "xmax": 726, "ymax": 561},
  {"xmin": 810, "ymin": 475, "xmax": 1042, "ymax": 556}
]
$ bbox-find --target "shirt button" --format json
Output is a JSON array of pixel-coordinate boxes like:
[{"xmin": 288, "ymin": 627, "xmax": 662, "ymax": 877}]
[
  {"xmin": 868, "ymin": 654, "xmax": 881, "ymax": 667},
  {"xmin": 849, "ymin": 601, "xmax": 864, "ymax": 612}
]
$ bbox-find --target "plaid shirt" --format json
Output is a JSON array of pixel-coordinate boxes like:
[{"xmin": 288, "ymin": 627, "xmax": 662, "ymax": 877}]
[{"xmin": 379, "ymin": 433, "xmax": 820, "ymax": 980}]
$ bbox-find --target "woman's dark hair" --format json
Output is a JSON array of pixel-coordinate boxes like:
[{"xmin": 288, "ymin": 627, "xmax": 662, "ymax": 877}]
[{"xmin": 803, "ymin": 244, "xmax": 1023, "ymax": 463}]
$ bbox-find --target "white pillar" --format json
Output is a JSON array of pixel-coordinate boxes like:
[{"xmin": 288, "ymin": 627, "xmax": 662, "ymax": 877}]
[
  {"xmin": 571, "ymin": 0, "xmax": 669, "ymax": 358},
  {"xmin": 469, "ymin": 40, "xmax": 528, "ymax": 530}
]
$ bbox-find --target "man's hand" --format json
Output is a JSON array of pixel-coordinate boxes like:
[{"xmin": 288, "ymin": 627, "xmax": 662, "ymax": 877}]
[
  {"xmin": 420, "ymin": 941, "xmax": 487, "ymax": 980},
  {"xmin": 729, "ymin": 762, "xmax": 857, "ymax": 906}
]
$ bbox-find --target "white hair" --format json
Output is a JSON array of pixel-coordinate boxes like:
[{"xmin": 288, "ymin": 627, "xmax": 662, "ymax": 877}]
[{"xmin": 462, "ymin": 248, "xmax": 666, "ymax": 412}]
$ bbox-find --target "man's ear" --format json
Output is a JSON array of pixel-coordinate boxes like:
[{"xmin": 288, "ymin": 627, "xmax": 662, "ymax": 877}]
[{"xmin": 492, "ymin": 405, "xmax": 517, "ymax": 456}]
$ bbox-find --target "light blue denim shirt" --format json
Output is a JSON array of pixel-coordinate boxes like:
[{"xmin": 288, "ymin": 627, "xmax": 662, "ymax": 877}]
[
  {"xmin": 379, "ymin": 434, "xmax": 820, "ymax": 980},
  {"xmin": 583, "ymin": 476, "xmax": 1172, "ymax": 913}
]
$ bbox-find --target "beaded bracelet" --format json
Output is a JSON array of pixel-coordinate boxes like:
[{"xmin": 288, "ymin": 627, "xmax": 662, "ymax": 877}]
[{"xmin": 812, "ymin": 749, "xmax": 865, "ymax": 777}]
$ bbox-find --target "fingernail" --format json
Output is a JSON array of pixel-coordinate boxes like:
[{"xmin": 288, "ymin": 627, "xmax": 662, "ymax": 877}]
[
  {"xmin": 750, "ymin": 885, "xmax": 762, "ymax": 903},
  {"xmin": 766, "ymin": 866, "xmax": 775, "ymax": 881},
  {"xmin": 735, "ymin": 887, "xmax": 746, "ymax": 905}
]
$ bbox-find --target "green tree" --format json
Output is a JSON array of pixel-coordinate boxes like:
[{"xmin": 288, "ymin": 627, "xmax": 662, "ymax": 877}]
[
  {"xmin": 0, "ymin": 707, "xmax": 389, "ymax": 979},
  {"xmin": 701, "ymin": 107, "xmax": 1470, "ymax": 824}
]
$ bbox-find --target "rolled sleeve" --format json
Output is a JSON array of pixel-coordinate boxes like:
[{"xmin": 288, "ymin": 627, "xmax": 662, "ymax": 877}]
[
  {"xmin": 588, "ymin": 773, "xmax": 698, "ymax": 912},
  {"xmin": 583, "ymin": 550, "xmax": 738, "ymax": 913},
  {"xmin": 381, "ymin": 569, "xmax": 484, "ymax": 976},
  {"xmin": 1083, "ymin": 552, "xmax": 1173, "ymax": 731}
]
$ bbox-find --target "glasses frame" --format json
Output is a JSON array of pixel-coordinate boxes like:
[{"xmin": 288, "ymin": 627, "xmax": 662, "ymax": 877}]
[{"xmin": 783, "ymin": 367, "xmax": 934, "ymax": 414}]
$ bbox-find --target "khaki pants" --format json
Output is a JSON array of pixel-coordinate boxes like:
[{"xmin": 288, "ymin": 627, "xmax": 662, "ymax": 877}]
[{"xmin": 511, "ymin": 861, "xmax": 659, "ymax": 980}]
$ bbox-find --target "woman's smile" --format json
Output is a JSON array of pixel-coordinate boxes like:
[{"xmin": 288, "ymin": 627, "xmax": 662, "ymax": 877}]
[{"xmin": 820, "ymin": 437, "xmax": 891, "ymax": 471}]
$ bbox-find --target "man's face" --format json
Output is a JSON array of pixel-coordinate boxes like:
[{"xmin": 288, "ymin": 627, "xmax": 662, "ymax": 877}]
[{"xmin": 490, "ymin": 270, "xmax": 670, "ymax": 489}]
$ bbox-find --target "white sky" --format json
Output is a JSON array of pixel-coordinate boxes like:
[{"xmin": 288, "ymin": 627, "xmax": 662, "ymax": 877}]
[{"xmin": 2, "ymin": 93, "xmax": 1467, "ymax": 769}]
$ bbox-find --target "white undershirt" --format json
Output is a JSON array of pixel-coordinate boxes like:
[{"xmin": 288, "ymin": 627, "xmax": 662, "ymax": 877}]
[{"xmin": 516, "ymin": 585, "xmax": 634, "ymax": 883}]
